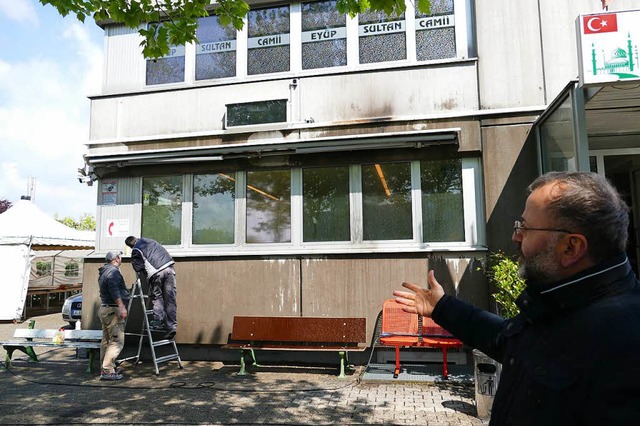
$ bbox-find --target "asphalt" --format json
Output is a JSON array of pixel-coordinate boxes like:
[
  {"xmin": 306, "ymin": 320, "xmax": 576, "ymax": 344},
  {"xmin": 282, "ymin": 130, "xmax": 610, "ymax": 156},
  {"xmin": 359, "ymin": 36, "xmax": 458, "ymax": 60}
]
[{"xmin": 0, "ymin": 313, "xmax": 487, "ymax": 425}]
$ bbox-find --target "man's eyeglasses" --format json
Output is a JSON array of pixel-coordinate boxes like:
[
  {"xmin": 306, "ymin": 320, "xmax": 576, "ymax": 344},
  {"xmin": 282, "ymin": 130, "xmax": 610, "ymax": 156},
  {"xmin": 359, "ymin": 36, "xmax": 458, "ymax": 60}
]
[{"xmin": 513, "ymin": 220, "xmax": 574, "ymax": 236}]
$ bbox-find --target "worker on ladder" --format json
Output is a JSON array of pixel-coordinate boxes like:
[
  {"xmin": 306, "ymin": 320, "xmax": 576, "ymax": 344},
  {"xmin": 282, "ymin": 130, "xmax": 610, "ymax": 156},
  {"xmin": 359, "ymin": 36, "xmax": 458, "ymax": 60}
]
[{"xmin": 125, "ymin": 236, "xmax": 177, "ymax": 340}]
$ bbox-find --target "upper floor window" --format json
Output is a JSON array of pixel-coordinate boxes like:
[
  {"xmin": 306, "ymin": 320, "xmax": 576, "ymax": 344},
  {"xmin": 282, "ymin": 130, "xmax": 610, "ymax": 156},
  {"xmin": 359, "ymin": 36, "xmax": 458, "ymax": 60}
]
[
  {"xmin": 142, "ymin": 175, "xmax": 183, "ymax": 245},
  {"xmin": 196, "ymin": 15, "xmax": 237, "ymax": 80},
  {"xmin": 358, "ymin": 11, "xmax": 407, "ymax": 64},
  {"xmin": 301, "ymin": 0, "xmax": 347, "ymax": 70},
  {"xmin": 247, "ymin": 6, "xmax": 291, "ymax": 75},
  {"xmin": 146, "ymin": 23, "xmax": 185, "ymax": 85},
  {"xmin": 415, "ymin": 0, "xmax": 456, "ymax": 61}
]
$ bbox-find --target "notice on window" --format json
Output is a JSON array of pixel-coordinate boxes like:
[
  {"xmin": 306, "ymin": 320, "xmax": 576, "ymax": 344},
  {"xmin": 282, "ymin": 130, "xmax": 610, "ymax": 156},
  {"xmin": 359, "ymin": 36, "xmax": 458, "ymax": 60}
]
[{"xmin": 102, "ymin": 180, "xmax": 117, "ymax": 205}]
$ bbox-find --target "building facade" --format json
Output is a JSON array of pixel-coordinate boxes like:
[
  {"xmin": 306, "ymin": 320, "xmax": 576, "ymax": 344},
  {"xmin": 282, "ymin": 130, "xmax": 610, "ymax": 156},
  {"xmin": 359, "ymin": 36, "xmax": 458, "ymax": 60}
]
[{"xmin": 80, "ymin": 0, "xmax": 639, "ymax": 354}]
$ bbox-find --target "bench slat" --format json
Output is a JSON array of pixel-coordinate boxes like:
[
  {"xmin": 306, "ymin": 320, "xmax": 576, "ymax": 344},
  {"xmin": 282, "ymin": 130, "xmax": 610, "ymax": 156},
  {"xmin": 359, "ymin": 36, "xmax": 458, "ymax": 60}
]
[
  {"xmin": 1, "ymin": 341, "xmax": 101, "ymax": 349},
  {"xmin": 231, "ymin": 316, "xmax": 366, "ymax": 343},
  {"xmin": 13, "ymin": 329, "xmax": 102, "ymax": 340},
  {"xmin": 222, "ymin": 343, "xmax": 367, "ymax": 351}
]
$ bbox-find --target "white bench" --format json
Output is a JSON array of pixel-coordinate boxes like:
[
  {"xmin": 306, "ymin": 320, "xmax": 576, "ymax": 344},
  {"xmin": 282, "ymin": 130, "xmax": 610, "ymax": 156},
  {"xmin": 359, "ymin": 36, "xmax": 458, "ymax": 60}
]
[{"xmin": 1, "ymin": 328, "xmax": 102, "ymax": 373}]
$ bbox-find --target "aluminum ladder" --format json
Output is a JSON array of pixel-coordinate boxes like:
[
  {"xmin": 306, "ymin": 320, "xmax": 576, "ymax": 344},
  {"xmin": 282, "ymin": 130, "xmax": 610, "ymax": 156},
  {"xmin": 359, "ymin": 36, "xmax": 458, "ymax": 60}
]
[{"xmin": 119, "ymin": 278, "xmax": 183, "ymax": 375}]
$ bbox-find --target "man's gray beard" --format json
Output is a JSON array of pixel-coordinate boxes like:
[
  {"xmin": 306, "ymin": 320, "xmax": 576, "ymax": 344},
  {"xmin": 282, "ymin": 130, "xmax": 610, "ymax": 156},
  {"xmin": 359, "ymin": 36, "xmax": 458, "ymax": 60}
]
[{"xmin": 517, "ymin": 238, "xmax": 562, "ymax": 284}]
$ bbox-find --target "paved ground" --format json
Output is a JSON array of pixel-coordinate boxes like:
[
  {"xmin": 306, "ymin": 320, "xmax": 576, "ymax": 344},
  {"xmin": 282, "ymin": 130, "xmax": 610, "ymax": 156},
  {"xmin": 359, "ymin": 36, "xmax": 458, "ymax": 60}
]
[{"xmin": 0, "ymin": 313, "xmax": 487, "ymax": 425}]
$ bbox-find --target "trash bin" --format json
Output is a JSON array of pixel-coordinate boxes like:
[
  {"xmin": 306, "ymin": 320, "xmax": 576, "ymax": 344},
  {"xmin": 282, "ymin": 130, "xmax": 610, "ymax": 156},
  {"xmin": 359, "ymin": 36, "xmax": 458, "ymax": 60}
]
[{"xmin": 473, "ymin": 349, "xmax": 501, "ymax": 420}]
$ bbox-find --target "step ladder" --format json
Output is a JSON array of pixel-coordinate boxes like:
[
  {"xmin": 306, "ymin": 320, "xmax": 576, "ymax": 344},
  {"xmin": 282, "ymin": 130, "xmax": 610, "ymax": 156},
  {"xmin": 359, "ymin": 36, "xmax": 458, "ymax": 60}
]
[{"xmin": 119, "ymin": 278, "xmax": 183, "ymax": 375}]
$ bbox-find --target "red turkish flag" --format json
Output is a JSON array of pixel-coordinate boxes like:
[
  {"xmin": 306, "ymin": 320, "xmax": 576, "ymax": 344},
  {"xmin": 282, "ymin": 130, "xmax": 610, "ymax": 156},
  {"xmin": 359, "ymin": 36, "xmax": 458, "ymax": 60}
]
[{"xmin": 583, "ymin": 14, "xmax": 618, "ymax": 34}]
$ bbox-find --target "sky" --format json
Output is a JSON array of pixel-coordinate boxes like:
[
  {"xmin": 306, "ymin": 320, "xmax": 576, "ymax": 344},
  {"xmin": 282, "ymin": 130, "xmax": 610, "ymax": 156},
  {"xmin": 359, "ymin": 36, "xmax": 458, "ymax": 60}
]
[{"xmin": 0, "ymin": 0, "xmax": 102, "ymax": 220}]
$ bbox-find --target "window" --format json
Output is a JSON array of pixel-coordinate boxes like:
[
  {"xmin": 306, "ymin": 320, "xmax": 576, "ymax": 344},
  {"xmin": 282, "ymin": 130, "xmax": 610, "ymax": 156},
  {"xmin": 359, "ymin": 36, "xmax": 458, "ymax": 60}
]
[
  {"xmin": 415, "ymin": 0, "xmax": 456, "ymax": 61},
  {"xmin": 421, "ymin": 158, "xmax": 464, "ymax": 241},
  {"xmin": 247, "ymin": 6, "xmax": 291, "ymax": 75},
  {"xmin": 36, "ymin": 261, "xmax": 52, "ymax": 277},
  {"xmin": 246, "ymin": 169, "xmax": 291, "ymax": 243},
  {"xmin": 193, "ymin": 173, "xmax": 236, "ymax": 244},
  {"xmin": 301, "ymin": 0, "xmax": 347, "ymax": 70},
  {"xmin": 196, "ymin": 15, "xmax": 237, "ymax": 80},
  {"xmin": 64, "ymin": 261, "xmax": 80, "ymax": 277},
  {"xmin": 145, "ymin": 23, "xmax": 185, "ymax": 85},
  {"xmin": 303, "ymin": 166, "xmax": 350, "ymax": 242},
  {"xmin": 142, "ymin": 176, "xmax": 183, "ymax": 245},
  {"xmin": 362, "ymin": 162, "xmax": 412, "ymax": 240},
  {"xmin": 226, "ymin": 100, "xmax": 288, "ymax": 127},
  {"xmin": 358, "ymin": 11, "xmax": 407, "ymax": 64}
]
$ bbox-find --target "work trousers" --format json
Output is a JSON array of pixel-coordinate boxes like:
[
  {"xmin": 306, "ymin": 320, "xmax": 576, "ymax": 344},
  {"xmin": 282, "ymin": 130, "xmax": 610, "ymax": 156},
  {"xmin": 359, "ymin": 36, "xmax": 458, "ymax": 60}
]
[
  {"xmin": 149, "ymin": 267, "xmax": 177, "ymax": 331},
  {"xmin": 98, "ymin": 306, "xmax": 125, "ymax": 374}
]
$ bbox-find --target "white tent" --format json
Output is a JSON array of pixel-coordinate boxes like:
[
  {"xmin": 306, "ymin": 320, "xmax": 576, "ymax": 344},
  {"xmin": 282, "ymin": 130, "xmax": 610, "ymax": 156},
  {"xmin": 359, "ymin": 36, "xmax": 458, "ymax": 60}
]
[{"xmin": 0, "ymin": 198, "xmax": 95, "ymax": 321}]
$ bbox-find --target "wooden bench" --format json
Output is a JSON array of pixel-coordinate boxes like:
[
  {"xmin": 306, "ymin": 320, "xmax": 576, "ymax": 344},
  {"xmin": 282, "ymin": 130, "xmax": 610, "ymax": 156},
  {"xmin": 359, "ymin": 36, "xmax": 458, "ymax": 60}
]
[
  {"xmin": 1, "ymin": 324, "xmax": 102, "ymax": 373},
  {"xmin": 222, "ymin": 316, "xmax": 367, "ymax": 378}
]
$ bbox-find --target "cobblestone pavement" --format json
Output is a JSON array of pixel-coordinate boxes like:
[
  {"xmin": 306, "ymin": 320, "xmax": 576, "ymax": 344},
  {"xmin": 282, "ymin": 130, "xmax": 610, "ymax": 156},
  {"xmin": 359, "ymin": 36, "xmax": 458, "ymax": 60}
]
[{"xmin": 0, "ymin": 314, "xmax": 486, "ymax": 425}]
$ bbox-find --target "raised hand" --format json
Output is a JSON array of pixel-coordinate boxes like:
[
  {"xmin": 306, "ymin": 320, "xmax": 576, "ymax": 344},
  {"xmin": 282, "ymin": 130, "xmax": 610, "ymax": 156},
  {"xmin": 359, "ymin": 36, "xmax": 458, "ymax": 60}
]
[{"xmin": 393, "ymin": 270, "xmax": 445, "ymax": 317}]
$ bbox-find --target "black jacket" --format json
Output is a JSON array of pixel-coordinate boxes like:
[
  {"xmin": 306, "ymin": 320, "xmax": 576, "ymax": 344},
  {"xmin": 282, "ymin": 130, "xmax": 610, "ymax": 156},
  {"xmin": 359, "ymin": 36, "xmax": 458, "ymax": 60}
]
[
  {"xmin": 131, "ymin": 237, "xmax": 174, "ymax": 278},
  {"xmin": 98, "ymin": 263, "xmax": 128, "ymax": 305},
  {"xmin": 433, "ymin": 253, "xmax": 640, "ymax": 425}
]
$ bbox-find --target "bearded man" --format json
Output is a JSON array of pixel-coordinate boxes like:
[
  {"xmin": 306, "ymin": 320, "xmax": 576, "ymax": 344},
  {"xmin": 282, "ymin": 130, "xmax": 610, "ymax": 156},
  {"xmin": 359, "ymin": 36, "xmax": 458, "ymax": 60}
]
[{"xmin": 394, "ymin": 171, "xmax": 640, "ymax": 425}]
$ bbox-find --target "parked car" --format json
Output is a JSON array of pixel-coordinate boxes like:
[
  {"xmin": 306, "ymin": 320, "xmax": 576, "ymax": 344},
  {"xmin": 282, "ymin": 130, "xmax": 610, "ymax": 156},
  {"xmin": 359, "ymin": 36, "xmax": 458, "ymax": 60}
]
[{"xmin": 61, "ymin": 293, "xmax": 82, "ymax": 328}]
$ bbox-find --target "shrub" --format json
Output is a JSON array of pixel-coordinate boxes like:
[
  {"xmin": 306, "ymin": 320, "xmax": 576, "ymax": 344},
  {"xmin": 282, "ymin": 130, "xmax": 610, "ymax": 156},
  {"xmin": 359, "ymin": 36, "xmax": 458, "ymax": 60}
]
[{"xmin": 485, "ymin": 252, "xmax": 526, "ymax": 318}]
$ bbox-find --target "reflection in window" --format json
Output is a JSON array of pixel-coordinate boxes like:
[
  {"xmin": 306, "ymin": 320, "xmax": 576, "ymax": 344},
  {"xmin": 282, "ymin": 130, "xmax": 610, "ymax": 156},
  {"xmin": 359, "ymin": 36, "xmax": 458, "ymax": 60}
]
[
  {"xmin": 193, "ymin": 173, "xmax": 236, "ymax": 244},
  {"xmin": 415, "ymin": 0, "xmax": 456, "ymax": 61},
  {"xmin": 362, "ymin": 162, "xmax": 412, "ymax": 240},
  {"xmin": 142, "ymin": 176, "xmax": 183, "ymax": 245},
  {"xmin": 247, "ymin": 6, "xmax": 290, "ymax": 75},
  {"xmin": 302, "ymin": 0, "xmax": 347, "ymax": 70},
  {"xmin": 539, "ymin": 96, "xmax": 576, "ymax": 172},
  {"xmin": 64, "ymin": 261, "xmax": 80, "ymax": 277},
  {"xmin": 421, "ymin": 159, "xmax": 464, "ymax": 242},
  {"xmin": 303, "ymin": 166, "xmax": 350, "ymax": 242},
  {"xmin": 246, "ymin": 169, "xmax": 291, "ymax": 243},
  {"xmin": 358, "ymin": 11, "xmax": 406, "ymax": 64},
  {"xmin": 146, "ymin": 23, "xmax": 185, "ymax": 85},
  {"xmin": 226, "ymin": 100, "xmax": 288, "ymax": 127},
  {"xmin": 196, "ymin": 15, "xmax": 237, "ymax": 80}
]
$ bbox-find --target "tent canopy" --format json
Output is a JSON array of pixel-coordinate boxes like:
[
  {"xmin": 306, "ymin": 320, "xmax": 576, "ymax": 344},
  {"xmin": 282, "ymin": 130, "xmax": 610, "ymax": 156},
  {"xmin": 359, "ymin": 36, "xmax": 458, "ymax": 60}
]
[{"xmin": 0, "ymin": 199, "xmax": 95, "ymax": 250}]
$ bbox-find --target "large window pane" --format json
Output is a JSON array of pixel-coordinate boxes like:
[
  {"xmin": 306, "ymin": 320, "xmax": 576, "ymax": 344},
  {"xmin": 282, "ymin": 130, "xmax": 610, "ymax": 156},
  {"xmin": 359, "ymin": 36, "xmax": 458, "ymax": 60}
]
[
  {"xmin": 146, "ymin": 23, "xmax": 185, "ymax": 85},
  {"xmin": 362, "ymin": 162, "xmax": 412, "ymax": 240},
  {"xmin": 415, "ymin": 0, "xmax": 456, "ymax": 61},
  {"xmin": 302, "ymin": 0, "xmax": 347, "ymax": 70},
  {"xmin": 358, "ymin": 11, "xmax": 406, "ymax": 64},
  {"xmin": 247, "ymin": 6, "xmax": 290, "ymax": 75},
  {"xmin": 303, "ymin": 166, "xmax": 350, "ymax": 242},
  {"xmin": 142, "ymin": 176, "xmax": 182, "ymax": 245},
  {"xmin": 539, "ymin": 96, "xmax": 577, "ymax": 172},
  {"xmin": 196, "ymin": 15, "xmax": 237, "ymax": 80},
  {"xmin": 193, "ymin": 173, "xmax": 236, "ymax": 244},
  {"xmin": 246, "ymin": 169, "xmax": 291, "ymax": 243},
  {"xmin": 421, "ymin": 159, "xmax": 464, "ymax": 242}
]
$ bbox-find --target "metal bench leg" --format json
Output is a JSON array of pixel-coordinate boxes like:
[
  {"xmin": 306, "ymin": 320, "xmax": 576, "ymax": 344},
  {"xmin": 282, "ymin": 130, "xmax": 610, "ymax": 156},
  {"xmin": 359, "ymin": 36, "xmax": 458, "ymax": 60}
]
[
  {"xmin": 442, "ymin": 348, "xmax": 448, "ymax": 379},
  {"xmin": 338, "ymin": 351, "xmax": 347, "ymax": 378},
  {"xmin": 238, "ymin": 349, "xmax": 248, "ymax": 375},
  {"xmin": 249, "ymin": 348, "xmax": 259, "ymax": 367}
]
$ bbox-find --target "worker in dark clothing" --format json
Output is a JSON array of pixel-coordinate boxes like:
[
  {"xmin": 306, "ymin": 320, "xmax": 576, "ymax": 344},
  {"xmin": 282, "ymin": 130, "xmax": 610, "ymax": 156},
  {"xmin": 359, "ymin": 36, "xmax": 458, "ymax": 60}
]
[
  {"xmin": 98, "ymin": 251, "xmax": 128, "ymax": 381},
  {"xmin": 394, "ymin": 171, "xmax": 640, "ymax": 425},
  {"xmin": 125, "ymin": 236, "xmax": 177, "ymax": 340}
]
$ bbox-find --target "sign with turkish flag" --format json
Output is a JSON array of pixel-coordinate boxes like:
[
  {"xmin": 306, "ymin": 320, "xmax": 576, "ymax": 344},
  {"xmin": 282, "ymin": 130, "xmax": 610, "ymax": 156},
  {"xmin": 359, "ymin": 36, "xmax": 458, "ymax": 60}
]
[
  {"xmin": 576, "ymin": 10, "xmax": 640, "ymax": 86},
  {"xmin": 582, "ymin": 14, "xmax": 618, "ymax": 34}
]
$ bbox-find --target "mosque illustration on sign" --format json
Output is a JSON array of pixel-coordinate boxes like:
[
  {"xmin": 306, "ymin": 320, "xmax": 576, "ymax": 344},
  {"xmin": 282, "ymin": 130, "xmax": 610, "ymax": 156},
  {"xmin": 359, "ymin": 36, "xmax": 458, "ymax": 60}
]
[{"xmin": 589, "ymin": 32, "xmax": 639, "ymax": 80}]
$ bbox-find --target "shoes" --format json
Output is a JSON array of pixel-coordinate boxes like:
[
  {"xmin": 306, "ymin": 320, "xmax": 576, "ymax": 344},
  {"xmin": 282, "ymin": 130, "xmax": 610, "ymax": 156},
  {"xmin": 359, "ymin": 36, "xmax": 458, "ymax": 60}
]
[
  {"xmin": 100, "ymin": 372, "xmax": 123, "ymax": 381},
  {"xmin": 161, "ymin": 329, "xmax": 176, "ymax": 340},
  {"xmin": 149, "ymin": 320, "xmax": 164, "ymax": 331}
]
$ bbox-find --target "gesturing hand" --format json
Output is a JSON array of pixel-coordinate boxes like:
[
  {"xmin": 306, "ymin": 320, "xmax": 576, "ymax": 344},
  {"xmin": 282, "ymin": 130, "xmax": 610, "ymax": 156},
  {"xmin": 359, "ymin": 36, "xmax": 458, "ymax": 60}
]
[{"xmin": 393, "ymin": 270, "xmax": 445, "ymax": 317}]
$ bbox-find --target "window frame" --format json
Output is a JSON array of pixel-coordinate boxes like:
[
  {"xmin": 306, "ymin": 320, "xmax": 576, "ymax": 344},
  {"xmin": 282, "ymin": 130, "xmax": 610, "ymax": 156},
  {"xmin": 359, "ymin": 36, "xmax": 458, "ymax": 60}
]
[{"xmin": 131, "ymin": 154, "xmax": 484, "ymax": 255}]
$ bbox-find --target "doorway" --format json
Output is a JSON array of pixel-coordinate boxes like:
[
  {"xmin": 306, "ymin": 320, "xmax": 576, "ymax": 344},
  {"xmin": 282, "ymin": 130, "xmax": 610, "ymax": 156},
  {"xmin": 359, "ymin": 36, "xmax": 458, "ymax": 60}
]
[{"xmin": 589, "ymin": 151, "xmax": 640, "ymax": 276}]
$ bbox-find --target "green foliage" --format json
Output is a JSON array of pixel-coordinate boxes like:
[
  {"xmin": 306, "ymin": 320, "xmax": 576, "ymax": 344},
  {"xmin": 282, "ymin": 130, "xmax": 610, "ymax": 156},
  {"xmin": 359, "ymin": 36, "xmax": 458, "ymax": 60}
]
[
  {"xmin": 40, "ymin": 0, "xmax": 430, "ymax": 59},
  {"xmin": 54, "ymin": 213, "xmax": 97, "ymax": 231},
  {"xmin": 484, "ymin": 251, "xmax": 526, "ymax": 318}
]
